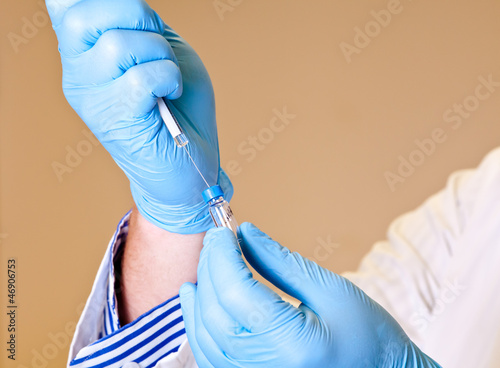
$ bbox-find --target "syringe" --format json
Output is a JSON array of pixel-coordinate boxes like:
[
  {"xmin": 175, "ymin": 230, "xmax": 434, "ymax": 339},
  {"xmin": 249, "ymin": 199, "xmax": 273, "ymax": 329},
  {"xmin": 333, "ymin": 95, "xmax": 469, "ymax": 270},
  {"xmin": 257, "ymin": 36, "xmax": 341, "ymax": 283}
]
[
  {"xmin": 157, "ymin": 97, "xmax": 210, "ymax": 188},
  {"xmin": 157, "ymin": 97, "xmax": 238, "ymax": 236},
  {"xmin": 157, "ymin": 97, "xmax": 189, "ymax": 148}
]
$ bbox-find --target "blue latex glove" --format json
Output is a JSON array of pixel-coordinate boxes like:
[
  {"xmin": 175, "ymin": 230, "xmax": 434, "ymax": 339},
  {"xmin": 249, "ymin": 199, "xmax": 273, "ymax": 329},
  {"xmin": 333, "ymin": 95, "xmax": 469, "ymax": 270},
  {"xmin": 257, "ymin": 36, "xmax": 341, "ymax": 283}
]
[
  {"xmin": 46, "ymin": 0, "xmax": 232, "ymax": 233},
  {"xmin": 180, "ymin": 223, "xmax": 442, "ymax": 367}
]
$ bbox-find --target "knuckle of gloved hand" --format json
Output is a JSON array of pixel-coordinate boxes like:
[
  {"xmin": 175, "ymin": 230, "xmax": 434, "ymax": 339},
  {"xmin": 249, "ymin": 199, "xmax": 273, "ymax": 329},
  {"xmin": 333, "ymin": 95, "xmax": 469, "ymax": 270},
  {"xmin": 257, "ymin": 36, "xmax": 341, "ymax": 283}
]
[
  {"xmin": 59, "ymin": 6, "xmax": 91, "ymax": 47},
  {"xmin": 94, "ymin": 29, "xmax": 127, "ymax": 63},
  {"xmin": 123, "ymin": 61, "xmax": 179, "ymax": 100},
  {"xmin": 156, "ymin": 62, "xmax": 182, "ymax": 98},
  {"xmin": 122, "ymin": 66, "xmax": 152, "ymax": 99}
]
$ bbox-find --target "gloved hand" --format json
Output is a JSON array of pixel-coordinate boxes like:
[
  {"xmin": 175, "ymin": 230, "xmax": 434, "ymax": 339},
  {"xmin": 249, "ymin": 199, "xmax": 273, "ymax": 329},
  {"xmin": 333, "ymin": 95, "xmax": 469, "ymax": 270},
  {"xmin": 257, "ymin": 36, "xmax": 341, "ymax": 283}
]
[
  {"xmin": 46, "ymin": 0, "xmax": 232, "ymax": 233},
  {"xmin": 180, "ymin": 223, "xmax": 442, "ymax": 367}
]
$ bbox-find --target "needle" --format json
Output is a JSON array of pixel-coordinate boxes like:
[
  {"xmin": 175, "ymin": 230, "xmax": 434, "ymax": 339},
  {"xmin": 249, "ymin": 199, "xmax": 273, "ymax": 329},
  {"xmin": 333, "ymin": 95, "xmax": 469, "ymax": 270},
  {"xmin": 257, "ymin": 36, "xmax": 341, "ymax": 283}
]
[{"xmin": 183, "ymin": 145, "xmax": 210, "ymax": 189}]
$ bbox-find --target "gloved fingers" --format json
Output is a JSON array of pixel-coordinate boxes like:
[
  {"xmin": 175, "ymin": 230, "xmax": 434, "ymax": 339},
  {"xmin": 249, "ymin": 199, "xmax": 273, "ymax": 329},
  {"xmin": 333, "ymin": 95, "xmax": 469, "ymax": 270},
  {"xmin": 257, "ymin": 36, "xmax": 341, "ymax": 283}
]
[
  {"xmin": 203, "ymin": 227, "xmax": 289, "ymax": 332},
  {"xmin": 53, "ymin": 0, "xmax": 165, "ymax": 56},
  {"xmin": 196, "ymin": 242, "xmax": 248, "ymax": 355},
  {"xmin": 65, "ymin": 29, "xmax": 177, "ymax": 86},
  {"xmin": 193, "ymin": 285, "xmax": 241, "ymax": 367},
  {"xmin": 179, "ymin": 283, "xmax": 216, "ymax": 368},
  {"xmin": 238, "ymin": 222, "xmax": 352, "ymax": 315},
  {"xmin": 45, "ymin": 0, "xmax": 81, "ymax": 27},
  {"xmin": 199, "ymin": 238, "xmax": 309, "ymax": 363},
  {"xmin": 77, "ymin": 59, "xmax": 181, "ymax": 146},
  {"xmin": 238, "ymin": 222, "xmax": 311, "ymax": 298},
  {"xmin": 114, "ymin": 59, "xmax": 182, "ymax": 120}
]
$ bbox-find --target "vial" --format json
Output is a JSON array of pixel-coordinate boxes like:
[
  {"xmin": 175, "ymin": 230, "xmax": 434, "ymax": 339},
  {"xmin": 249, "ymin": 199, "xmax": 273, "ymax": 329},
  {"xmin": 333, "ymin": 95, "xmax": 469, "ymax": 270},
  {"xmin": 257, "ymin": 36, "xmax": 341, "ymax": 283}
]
[{"xmin": 202, "ymin": 185, "xmax": 238, "ymax": 236}]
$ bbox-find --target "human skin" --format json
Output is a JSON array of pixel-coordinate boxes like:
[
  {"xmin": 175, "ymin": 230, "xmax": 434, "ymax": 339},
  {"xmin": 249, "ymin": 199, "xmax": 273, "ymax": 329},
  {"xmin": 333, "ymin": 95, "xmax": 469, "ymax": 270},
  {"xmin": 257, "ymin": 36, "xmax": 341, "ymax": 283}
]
[{"xmin": 117, "ymin": 207, "xmax": 204, "ymax": 325}]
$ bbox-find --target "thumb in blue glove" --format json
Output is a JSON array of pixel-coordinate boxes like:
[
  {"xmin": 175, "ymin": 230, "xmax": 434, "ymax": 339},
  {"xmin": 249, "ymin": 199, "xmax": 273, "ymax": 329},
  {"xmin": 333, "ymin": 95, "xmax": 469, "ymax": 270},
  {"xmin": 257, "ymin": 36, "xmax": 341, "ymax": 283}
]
[{"xmin": 180, "ymin": 223, "xmax": 441, "ymax": 368}]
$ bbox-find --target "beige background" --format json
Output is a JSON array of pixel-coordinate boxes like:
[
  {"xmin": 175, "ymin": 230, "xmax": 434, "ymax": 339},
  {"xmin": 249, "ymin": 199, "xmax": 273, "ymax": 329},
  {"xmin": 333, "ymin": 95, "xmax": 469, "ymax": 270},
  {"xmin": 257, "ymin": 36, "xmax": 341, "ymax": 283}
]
[{"xmin": 1, "ymin": 0, "xmax": 500, "ymax": 366}]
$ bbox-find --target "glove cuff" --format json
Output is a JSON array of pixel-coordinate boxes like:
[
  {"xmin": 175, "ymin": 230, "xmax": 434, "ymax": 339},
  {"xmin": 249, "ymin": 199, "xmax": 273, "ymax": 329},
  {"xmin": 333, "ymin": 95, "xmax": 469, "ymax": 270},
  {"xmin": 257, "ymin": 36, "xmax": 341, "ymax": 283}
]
[{"xmin": 131, "ymin": 167, "xmax": 234, "ymax": 234}]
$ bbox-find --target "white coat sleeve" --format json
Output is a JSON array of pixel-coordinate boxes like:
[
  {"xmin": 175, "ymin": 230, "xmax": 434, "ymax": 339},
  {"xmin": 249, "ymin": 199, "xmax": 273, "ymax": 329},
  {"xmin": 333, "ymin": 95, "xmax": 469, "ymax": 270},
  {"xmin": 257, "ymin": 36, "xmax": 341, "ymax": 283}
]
[{"xmin": 343, "ymin": 147, "xmax": 500, "ymax": 367}]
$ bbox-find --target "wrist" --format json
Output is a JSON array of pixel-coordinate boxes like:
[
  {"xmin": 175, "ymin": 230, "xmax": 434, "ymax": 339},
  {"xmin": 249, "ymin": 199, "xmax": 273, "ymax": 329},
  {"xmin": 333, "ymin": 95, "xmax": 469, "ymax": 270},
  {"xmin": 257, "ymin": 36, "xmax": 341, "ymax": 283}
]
[
  {"xmin": 117, "ymin": 207, "xmax": 205, "ymax": 324},
  {"xmin": 130, "ymin": 184, "xmax": 212, "ymax": 234}
]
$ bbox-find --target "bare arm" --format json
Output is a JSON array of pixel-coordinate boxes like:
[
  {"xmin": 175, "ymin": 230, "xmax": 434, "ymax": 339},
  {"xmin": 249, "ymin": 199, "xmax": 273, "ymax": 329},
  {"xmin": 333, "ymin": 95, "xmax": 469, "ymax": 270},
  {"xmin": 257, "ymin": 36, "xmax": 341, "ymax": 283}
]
[{"xmin": 117, "ymin": 207, "xmax": 205, "ymax": 325}]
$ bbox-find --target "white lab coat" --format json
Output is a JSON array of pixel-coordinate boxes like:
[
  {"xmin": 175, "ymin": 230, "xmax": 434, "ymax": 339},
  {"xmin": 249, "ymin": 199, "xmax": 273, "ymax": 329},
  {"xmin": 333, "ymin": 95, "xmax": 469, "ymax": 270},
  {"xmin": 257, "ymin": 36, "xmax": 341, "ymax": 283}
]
[{"xmin": 70, "ymin": 147, "xmax": 500, "ymax": 368}]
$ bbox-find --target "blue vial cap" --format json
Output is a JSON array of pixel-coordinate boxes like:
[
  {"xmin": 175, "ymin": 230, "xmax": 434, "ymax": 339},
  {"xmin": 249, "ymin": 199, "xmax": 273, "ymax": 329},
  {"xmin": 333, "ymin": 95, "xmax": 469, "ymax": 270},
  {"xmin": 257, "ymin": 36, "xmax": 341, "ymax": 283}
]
[{"xmin": 202, "ymin": 185, "xmax": 225, "ymax": 203}]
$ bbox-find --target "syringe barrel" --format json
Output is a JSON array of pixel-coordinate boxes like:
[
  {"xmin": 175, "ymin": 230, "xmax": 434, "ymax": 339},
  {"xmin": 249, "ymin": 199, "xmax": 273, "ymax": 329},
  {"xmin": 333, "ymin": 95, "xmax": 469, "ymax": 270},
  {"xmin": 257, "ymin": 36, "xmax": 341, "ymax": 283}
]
[{"xmin": 157, "ymin": 97, "xmax": 188, "ymax": 147}]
